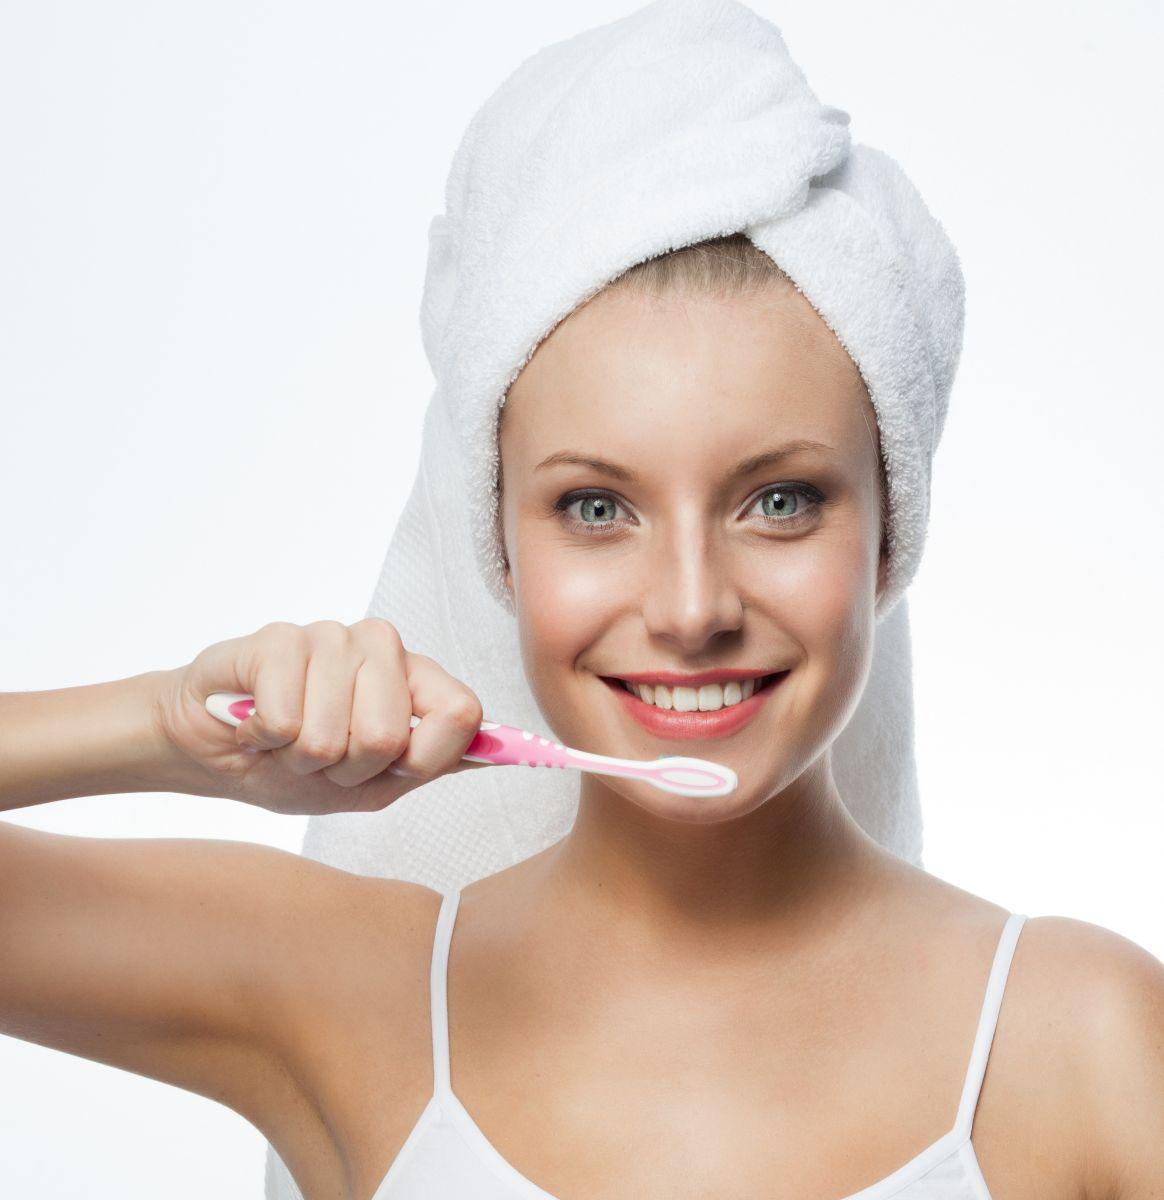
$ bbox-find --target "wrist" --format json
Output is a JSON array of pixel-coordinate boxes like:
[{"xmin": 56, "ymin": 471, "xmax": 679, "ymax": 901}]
[
  {"xmin": 91, "ymin": 669, "xmax": 234, "ymax": 799},
  {"xmin": 136, "ymin": 668, "xmax": 232, "ymax": 798},
  {"xmin": 63, "ymin": 670, "xmax": 189, "ymax": 797},
  {"xmin": 0, "ymin": 670, "xmax": 224, "ymax": 810}
]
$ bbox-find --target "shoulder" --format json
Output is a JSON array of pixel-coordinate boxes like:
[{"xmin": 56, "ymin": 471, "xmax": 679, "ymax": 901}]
[
  {"xmin": 1016, "ymin": 913, "xmax": 1164, "ymax": 1036},
  {"xmin": 240, "ymin": 851, "xmax": 446, "ymax": 1042},
  {"xmin": 350, "ymin": 874, "xmax": 448, "ymax": 947},
  {"xmin": 296, "ymin": 868, "xmax": 446, "ymax": 984},
  {"xmin": 1016, "ymin": 915, "xmax": 1164, "ymax": 1198},
  {"xmin": 231, "ymin": 843, "xmax": 446, "ymax": 952}
]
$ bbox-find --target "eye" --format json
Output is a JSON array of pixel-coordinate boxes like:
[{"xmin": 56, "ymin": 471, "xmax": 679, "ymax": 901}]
[
  {"xmin": 747, "ymin": 484, "xmax": 824, "ymax": 528},
  {"xmin": 552, "ymin": 484, "xmax": 826, "ymax": 536},
  {"xmin": 553, "ymin": 491, "xmax": 626, "ymax": 535}
]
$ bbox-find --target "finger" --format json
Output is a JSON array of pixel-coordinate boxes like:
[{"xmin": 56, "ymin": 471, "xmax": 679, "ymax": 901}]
[
  {"xmin": 275, "ymin": 622, "xmax": 359, "ymax": 776},
  {"xmin": 236, "ymin": 625, "xmax": 309, "ymax": 751},
  {"xmin": 386, "ymin": 652, "xmax": 484, "ymax": 783},
  {"xmin": 322, "ymin": 647, "xmax": 412, "ymax": 788}
]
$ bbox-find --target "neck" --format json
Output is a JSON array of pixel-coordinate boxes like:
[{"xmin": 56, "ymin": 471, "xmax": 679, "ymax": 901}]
[{"xmin": 534, "ymin": 754, "xmax": 901, "ymax": 959}]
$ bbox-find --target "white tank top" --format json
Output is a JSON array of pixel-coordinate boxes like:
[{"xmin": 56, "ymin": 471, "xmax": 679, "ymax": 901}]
[{"xmin": 266, "ymin": 890, "xmax": 1028, "ymax": 1200}]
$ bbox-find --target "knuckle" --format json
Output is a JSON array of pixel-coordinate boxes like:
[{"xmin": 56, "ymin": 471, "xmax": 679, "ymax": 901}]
[
  {"xmin": 263, "ymin": 714, "xmax": 302, "ymax": 742},
  {"xmin": 406, "ymin": 651, "xmax": 437, "ymax": 673},
  {"xmin": 359, "ymin": 728, "xmax": 410, "ymax": 761},
  {"xmin": 258, "ymin": 620, "xmax": 304, "ymax": 642},
  {"xmin": 296, "ymin": 733, "xmax": 348, "ymax": 763},
  {"xmin": 305, "ymin": 619, "xmax": 349, "ymax": 643},
  {"xmin": 354, "ymin": 616, "xmax": 402, "ymax": 647},
  {"xmin": 445, "ymin": 689, "xmax": 484, "ymax": 733}
]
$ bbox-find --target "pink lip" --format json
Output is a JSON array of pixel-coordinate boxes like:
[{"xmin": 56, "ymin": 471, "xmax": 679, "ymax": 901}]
[{"xmin": 602, "ymin": 672, "xmax": 787, "ymax": 740}]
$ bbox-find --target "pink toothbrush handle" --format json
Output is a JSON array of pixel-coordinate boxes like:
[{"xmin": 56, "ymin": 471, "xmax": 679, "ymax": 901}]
[
  {"xmin": 203, "ymin": 693, "xmax": 736, "ymax": 797},
  {"xmin": 202, "ymin": 696, "xmax": 535, "ymax": 768},
  {"xmin": 460, "ymin": 720, "xmax": 572, "ymax": 767},
  {"xmin": 201, "ymin": 693, "xmax": 544, "ymax": 766}
]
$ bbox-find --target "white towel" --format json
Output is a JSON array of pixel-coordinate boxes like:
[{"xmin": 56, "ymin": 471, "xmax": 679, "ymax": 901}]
[{"xmin": 265, "ymin": 0, "xmax": 964, "ymax": 1192}]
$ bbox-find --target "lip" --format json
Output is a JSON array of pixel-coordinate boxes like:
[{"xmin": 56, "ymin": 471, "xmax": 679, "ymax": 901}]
[
  {"xmin": 610, "ymin": 667, "xmax": 776, "ymax": 687},
  {"xmin": 601, "ymin": 671, "xmax": 788, "ymax": 740}
]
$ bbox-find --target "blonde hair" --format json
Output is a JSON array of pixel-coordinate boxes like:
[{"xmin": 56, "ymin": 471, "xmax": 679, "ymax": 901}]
[{"xmin": 606, "ymin": 231, "xmax": 793, "ymax": 297}]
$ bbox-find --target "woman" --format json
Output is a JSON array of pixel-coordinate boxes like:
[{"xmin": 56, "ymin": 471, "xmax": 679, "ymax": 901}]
[{"xmin": 3, "ymin": 2, "xmax": 1162, "ymax": 1199}]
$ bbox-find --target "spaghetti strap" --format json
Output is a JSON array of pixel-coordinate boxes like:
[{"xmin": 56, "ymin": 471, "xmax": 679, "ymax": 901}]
[
  {"xmin": 952, "ymin": 911, "xmax": 1028, "ymax": 1139},
  {"xmin": 429, "ymin": 888, "xmax": 462, "ymax": 1099}
]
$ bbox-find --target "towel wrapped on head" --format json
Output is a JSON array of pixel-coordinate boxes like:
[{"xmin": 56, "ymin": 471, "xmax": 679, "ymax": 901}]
[{"xmin": 266, "ymin": 1, "xmax": 965, "ymax": 1190}]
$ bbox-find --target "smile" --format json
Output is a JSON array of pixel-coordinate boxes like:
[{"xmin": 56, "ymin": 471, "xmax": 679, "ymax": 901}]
[{"xmin": 599, "ymin": 671, "xmax": 789, "ymax": 740}]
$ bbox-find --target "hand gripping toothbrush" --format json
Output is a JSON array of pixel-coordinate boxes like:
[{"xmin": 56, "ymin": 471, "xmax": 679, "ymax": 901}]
[{"xmin": 204, "ymin": 693, "xmax": 738, "ymax": 799}]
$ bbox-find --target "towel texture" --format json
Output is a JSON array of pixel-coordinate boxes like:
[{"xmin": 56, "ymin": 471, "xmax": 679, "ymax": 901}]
[{"xmin": 264, "ymin": 0, "xmax": 964, "ymax": 1192}]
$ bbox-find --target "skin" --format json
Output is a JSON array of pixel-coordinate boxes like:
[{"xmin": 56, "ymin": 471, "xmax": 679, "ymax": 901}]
[
  {"xmin": 352, "ymin": 280, "xmax": 1093, "ymax": 1200},
  {"xmin": 410, "ymin": 283, "xmax": 989, "ymax": 1189},
  {"xmin": 495, "ymin": 280, "xmax": 905, "ymax": 949},
  {"xmin": 6, "ymin": 278, "xmax": 1160, "ymax": 1200}
]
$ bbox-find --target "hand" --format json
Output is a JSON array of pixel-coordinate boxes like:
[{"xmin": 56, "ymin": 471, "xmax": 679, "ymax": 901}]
[{"xmin": 152, "ymin": 618, "xmax": 489, "ymax": 815}]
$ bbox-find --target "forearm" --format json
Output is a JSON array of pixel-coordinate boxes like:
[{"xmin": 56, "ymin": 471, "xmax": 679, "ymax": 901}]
[{"xmin": 0, "ymin": 670, "xmax": 208, "ymax": 810}]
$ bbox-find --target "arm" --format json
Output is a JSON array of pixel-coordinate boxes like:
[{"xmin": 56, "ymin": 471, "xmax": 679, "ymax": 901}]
[
  {"xmin": 1070, "ymin": 923, "xmax": 1164, "ymax": 1199},
  {"xmin": 0, "ymin": 672, "xmax": 423, "ymax": 1132},
  {"xmin": 0, "ymin": 823, "xmax": 359, "ymax": 1119},
  {"xmin": 0, "ymin": 671, "xmax": 223, "ymax": 808}
]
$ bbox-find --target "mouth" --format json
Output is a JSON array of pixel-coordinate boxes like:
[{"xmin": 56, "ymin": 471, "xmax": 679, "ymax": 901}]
[{"xmin": 598, "ymin": 671, "xmax": 789, "ymax": 740}]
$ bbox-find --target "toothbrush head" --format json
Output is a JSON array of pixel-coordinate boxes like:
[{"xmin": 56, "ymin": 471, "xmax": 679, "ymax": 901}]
[{"xmin": 648, "ymin": 755, "xmax": 738, "ymax": 798}]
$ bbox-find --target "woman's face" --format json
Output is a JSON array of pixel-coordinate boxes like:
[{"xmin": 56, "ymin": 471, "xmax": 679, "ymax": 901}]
[{"xmin": 498, "ymin": 283, "xmax": 887, "ymax": 823}]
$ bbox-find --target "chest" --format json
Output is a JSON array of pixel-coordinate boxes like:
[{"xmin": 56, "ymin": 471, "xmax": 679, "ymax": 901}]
[{"xmin": 285, "ymin": 946, "xmax": 1083, "ymax": 1200}]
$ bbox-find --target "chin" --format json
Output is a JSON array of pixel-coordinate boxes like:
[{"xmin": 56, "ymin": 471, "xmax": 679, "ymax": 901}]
[{"xmin": 585, "ymin": 771, "xmax": 775, "ymax": 825}]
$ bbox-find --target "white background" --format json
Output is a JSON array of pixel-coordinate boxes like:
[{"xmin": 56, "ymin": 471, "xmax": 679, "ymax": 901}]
[{"xmin": 1, "ymin": 1, "xmax": 1161, "ymax": 1195}]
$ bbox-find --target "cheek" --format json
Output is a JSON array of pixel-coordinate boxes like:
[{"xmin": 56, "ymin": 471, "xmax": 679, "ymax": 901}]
[
  {"xmin": 748, "ymin": 527, "xmax": 872, "ymax": 623},
  {"xmin": 745, "ymin": 531, "xmax": 874, "ymax": 714},
  {"xmin": 514, "ymin": 549, "xmax": 613, "ymax": 672},
  {"xmin": 795, "ymin": 547, "xmax": 866, "ymax": 634},
  {"xmin": 511, "ymin": 553, "xmax": 619, "ymax": 745},
  {"xmin": 780, "ymin": 537, "xmax": 875, "ymax": 724}
]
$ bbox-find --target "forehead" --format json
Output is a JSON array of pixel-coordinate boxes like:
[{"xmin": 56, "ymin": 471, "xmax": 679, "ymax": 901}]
[{"xmin": 499, "ymin": 286, "xmax": 875, "ymax": 469}]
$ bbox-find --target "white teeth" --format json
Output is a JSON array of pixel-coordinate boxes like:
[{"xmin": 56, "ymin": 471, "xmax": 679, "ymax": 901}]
[{"xmin": 624, "ymin": 676, "xmax": 768, "ymax": 710}]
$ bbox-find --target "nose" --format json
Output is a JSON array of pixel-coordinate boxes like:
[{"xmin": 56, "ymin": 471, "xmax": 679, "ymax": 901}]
[{"xmin": 639, "ymin": 513, "xmax": 744, "ymax": 654}]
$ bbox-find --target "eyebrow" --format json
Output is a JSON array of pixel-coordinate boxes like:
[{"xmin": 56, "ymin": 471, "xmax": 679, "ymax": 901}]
[{"xmin": 533, "ymin": 439, "xmax": 837, "ymax": 483}]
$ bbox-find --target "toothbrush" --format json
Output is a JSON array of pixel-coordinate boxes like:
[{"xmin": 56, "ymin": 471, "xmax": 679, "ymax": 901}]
[{"xmin": 204, "ymin": 692, "xmax": 738, "ymax": 798}]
